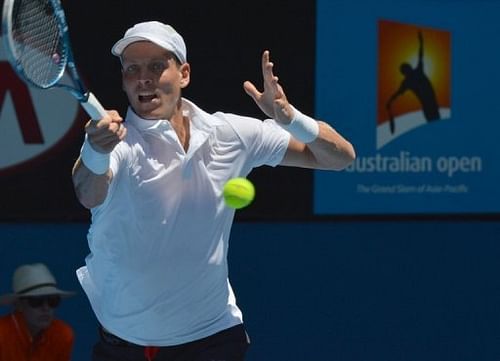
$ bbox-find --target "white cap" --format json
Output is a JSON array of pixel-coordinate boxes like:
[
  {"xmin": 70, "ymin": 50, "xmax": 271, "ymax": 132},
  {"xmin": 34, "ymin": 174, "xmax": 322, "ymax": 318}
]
[{"xmin": 111, "ymin": 21, "xmax": 187, "ymax": 63}]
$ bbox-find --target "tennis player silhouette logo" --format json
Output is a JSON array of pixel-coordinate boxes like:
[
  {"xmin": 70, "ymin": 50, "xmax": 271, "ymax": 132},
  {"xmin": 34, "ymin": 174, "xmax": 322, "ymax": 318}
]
[
  {"xmin": 377, "ymin": 20, "xmax": 451, "ymax": 149},
  {"xmin": 386, "ymin": 31, "xmax": 440, "ymax": 133}
]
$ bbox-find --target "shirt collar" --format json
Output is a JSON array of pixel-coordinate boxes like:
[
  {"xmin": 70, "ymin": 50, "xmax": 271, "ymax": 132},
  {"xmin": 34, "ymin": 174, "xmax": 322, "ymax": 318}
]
[
  {"xmin": 125, "ymin": 98, "xmax": 225, "ymax": 135},
  {"xmin": 125, "ymin": 108, "xmax": 169, "ymax": 133}
]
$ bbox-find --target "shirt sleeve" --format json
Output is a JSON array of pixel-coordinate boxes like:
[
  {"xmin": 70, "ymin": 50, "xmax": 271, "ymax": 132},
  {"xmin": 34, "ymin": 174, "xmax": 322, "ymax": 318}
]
[{"xmin": 215, "ymin": 112, "xmax": 290, "ymax": 168}]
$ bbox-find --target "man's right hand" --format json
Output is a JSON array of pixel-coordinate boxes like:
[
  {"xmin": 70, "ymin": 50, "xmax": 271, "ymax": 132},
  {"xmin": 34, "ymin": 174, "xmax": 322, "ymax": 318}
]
[{"xmin": 85, "ymin": 110, "xmax": 127, "ymax": 154}]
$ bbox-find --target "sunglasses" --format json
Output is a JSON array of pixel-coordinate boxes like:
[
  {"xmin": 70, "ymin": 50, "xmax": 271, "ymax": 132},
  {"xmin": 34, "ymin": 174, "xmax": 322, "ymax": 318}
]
[{"xmin": 21, "ymin": 295, "xmax": 61, "ymax": 309}]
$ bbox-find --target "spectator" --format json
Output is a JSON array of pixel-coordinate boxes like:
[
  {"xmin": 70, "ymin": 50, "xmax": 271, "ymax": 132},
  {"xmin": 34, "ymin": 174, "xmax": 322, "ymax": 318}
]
[{"xmin": 0, "ymin": 263, "xmax": 75, "ymax": 361}]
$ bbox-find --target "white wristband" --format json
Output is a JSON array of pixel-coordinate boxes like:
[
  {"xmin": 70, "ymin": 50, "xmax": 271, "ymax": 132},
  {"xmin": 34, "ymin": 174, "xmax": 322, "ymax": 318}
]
[
  {"xmin": 279, "ymin": 106, "xmax": 319, "ymax": 143},
  {"xmin": 80, "ymin": 134, "xmax": 110, "ymax": 175}
]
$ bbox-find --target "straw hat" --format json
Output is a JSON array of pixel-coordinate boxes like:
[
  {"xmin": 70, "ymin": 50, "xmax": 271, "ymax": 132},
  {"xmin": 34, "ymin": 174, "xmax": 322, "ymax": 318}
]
[{"xmin": 0, "ymin": 263, "xmax": 75, "ymax": 305}]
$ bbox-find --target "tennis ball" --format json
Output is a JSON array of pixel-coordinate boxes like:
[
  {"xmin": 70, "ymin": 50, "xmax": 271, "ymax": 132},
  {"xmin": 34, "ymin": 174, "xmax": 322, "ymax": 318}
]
[{"xmin": 223, "ymin": 177, "xmax": 255, "ymax": 209}]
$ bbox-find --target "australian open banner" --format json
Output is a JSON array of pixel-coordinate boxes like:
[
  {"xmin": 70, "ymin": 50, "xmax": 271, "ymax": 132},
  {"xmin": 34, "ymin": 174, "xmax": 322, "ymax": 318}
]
[{"xmin": 315, "ymin": 0, "xmax": 500, "ymax": 215}]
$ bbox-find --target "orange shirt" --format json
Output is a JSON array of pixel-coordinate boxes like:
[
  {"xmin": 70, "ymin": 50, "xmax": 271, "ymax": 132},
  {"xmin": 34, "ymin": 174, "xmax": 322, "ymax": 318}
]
[{"xmin": 0, "ymin": 311, "xmax": 73, "ymax": 361}]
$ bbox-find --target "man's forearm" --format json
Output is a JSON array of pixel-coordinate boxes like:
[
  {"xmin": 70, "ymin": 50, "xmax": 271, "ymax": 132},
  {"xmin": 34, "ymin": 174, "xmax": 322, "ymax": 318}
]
[{"xmin": 72, "ymin": 158, "xmax": 112, "ymax": 209}]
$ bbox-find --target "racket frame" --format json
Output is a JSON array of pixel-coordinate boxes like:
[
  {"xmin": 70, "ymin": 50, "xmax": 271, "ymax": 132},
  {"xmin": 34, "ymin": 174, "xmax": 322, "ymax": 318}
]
[{"xmin": 2, "ymin": 0, "xmax": 106, "ymax": 120}]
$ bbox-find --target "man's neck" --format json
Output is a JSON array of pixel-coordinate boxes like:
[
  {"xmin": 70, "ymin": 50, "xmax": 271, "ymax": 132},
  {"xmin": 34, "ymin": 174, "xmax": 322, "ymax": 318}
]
[{"xmin": 170, "ymin": 113, "xmax": 190, "ymax": 152}]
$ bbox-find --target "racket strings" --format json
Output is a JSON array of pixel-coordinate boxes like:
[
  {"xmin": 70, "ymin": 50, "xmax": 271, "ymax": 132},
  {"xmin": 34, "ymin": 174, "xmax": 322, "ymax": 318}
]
[{"xmin": 11, "ymin": 0, "xmax": 66, "ymax": 87}]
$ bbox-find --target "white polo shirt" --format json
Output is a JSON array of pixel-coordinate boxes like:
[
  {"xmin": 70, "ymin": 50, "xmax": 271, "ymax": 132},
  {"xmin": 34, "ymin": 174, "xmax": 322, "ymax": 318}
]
[{"xmin": 77, "ymin": 98, "xmax": 290, "ymax": 346}]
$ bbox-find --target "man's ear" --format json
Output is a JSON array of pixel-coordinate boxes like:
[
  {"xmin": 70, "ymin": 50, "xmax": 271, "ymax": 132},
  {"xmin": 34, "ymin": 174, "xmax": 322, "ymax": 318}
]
[{"xmin": 179, "ymin": 63, "xmax": 191, "ymax": 88}]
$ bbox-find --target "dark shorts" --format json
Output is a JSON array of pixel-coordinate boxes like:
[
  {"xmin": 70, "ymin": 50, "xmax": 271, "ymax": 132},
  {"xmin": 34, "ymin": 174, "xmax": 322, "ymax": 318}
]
[{"xmin": 92, "ymin": 324, "xmax": 250, "ymax": 361}]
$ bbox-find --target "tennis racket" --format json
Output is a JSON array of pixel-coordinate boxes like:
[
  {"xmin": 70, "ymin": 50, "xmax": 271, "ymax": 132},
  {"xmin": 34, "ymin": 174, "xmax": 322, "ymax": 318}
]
[{"xmin": 2, "ymin": 0, "xmax": 106, "ymax": 120}]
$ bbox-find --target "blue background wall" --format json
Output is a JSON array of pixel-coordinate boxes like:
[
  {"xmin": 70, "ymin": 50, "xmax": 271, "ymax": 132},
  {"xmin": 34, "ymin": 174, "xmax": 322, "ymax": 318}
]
[{"xmin": 1, "ymin": 222, "xmax": 499, "ymax": 361}]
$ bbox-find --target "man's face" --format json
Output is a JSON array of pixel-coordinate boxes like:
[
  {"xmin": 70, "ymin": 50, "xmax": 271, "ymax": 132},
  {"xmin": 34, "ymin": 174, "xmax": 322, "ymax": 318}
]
[
  {"xmin": 121, "ymin": 41, "xmax": 190, "ymax": 120},
  {"xmin": 17, "ymin": 295, "xmax": 61, "ymax": 336}
]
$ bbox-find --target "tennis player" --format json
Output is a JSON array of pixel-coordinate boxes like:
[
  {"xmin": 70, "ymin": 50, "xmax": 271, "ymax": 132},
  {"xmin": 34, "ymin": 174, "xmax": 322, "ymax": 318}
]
[{"xmin": 72, "ymin": 21, "xmax": 355, "ymax": 361}]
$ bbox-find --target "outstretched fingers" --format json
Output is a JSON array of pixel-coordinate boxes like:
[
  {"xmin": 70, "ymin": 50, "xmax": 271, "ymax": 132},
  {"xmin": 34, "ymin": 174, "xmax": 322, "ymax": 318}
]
[
  {"xmin": 243, "ymin": 80, "xmax": 261, "ymax": 101},
  {"xmin": 262, "ymin": 50, "xmax": 280, "ymax": 91}
]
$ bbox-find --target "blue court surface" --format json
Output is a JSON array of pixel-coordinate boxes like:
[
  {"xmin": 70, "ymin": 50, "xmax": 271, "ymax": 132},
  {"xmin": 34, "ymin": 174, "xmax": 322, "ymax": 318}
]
[{"xmin": 1, "ymin": 221, "xmax": 499, "ymax": 361}]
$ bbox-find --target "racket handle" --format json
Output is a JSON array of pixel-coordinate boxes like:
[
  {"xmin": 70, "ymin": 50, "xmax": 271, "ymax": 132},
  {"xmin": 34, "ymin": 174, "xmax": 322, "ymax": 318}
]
[{"xmin": 81, "ymin": 92, "xmax": 108, "ymax": 120}]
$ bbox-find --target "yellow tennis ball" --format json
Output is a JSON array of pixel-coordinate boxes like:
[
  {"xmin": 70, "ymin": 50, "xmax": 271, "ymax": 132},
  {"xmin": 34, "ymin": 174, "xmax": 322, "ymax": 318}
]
[{"xmin": 223, "ymin": 177, "xmax": 255, "ymax": 209}]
